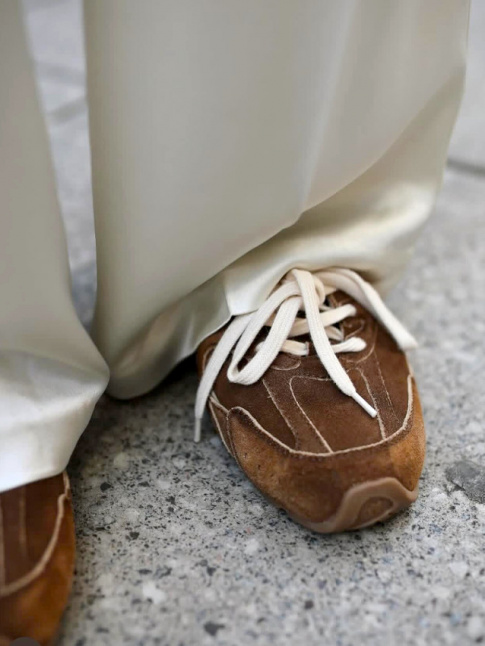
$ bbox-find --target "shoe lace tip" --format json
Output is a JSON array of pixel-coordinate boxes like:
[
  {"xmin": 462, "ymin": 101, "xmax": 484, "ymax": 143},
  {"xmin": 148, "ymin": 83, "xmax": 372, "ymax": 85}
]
[
  {"xmin": 353, "ymin": 391, "xmax": 377, "ymax": 418},
  {"xmin": 194, "ymin": 418, "xmax": 202, "ymax": 443},
  {"xmin": 399, "ymin": 331, "xmax": 418, "ymax": 351},
  {"xmin": 408, "ymin": 338, "xmax": 419, "ymax": 351}
]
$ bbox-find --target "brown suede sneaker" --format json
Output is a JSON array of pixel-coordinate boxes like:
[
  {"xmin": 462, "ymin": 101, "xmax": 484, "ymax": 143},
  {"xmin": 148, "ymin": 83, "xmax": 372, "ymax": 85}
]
[
  {"xmin": 0, "ymin": 472, "xmax": 75, "ymax": 645},
  {"xmin": 196, "ymin": 268, "xmax": 426, "ymax": 533}
]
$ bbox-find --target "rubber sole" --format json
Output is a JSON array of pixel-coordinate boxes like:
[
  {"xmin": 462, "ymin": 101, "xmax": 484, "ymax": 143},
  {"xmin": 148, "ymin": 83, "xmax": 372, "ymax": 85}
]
[{"xmin": 289, "ymin": 477, "xmax": 418, "ymax": 533}]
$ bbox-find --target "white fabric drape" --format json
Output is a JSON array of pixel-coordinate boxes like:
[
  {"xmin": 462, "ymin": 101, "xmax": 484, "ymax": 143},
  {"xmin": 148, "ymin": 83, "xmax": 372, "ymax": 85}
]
[
  {"xmin": 0, "ymin": 0, "xmax": 469, "ymax": 492},
  {"xmin": 0, "ymin": 1, "xmax": 109, "ymax": 492}
]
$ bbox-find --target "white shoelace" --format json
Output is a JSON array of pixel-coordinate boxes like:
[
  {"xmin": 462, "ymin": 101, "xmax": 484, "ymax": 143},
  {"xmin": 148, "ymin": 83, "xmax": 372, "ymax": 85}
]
[{"xmin": 194, "ymin": 268, "xmax": 417, "ymax": 442}]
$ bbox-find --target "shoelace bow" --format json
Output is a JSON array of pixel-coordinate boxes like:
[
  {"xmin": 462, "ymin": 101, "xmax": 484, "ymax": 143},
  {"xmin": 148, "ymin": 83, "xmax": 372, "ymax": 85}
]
[{"xmin": 194, "ymin": 268, "xmax": 417, "ymax": 442}]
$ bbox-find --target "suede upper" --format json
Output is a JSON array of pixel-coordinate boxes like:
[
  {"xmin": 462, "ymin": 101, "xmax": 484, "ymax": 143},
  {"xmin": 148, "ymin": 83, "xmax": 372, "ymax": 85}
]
[
  {"xmin": 0, "ymin": 473, "xmax": 75, "ymax": 646},
  {"xmin": 197, "ymin": 291, "xmax": 426, "ymax": 527}
]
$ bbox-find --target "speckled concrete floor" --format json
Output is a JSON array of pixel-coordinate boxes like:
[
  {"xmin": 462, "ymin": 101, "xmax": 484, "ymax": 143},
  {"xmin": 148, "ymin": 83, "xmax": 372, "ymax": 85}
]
[{"xmin": 22, "ymin": 1, "xmax": 485, "ymax": 644}]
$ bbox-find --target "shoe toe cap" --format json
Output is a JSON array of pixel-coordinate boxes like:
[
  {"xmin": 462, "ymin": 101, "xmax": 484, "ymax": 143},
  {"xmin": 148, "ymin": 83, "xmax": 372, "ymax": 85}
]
[{"xmin": 226, "ymin": 379, "xmax": 425, "ymax": 532}]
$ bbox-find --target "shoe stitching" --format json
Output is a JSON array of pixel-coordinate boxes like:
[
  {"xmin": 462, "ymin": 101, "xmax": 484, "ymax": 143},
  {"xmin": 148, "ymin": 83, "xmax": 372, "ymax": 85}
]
[
  {"xmin": 262, "ymin": 378, "xmax": 307, "ymax": 452},
  {"xmin": 353, "ymin": 367, "xmax": 387, "ymax": 441},
  {"xmin": 270, "ymin": 357, "xmax": 302, "ymax": 371},
  {"xmin": 224, "ymin": 411, "xmax": 239, "ymax": 462},
  {"xmin": 290, "ymin": 371, "xmax": 381, "ymax": 450},
  {"xmin": 229, "ymin": 374, "xmax": 414, "ymax": 461},
  {"xmin": 208, "ymin": 397, "xmax": 233, "ymax": 456},
  {"xmin": 288, "ymin": 375, "xmax": 334, "ymax": 453},
  {"xmin": 201, "ymin": 345, "xmax": 215, "ymax": 371},
  {"xmin": 334, "ymin": 292, "xmax": 367, "ymax": 339},
  {"xmin": 0, "ymin": 474, "xmax": 70, "ymax": 598},
  {"xmin": 205, "ymin": 344, "xmax": 301, "ymax": 450},
  {"xmin": 0, "ymin": 499, "xmax": 5, "ymax": 588},
  {"xmin": 18, "ymin": 486, "xmax": 28, "ymax": 565},
  {"xmin": 338, "ymin": 323, "xmax": 403, "ymax": 436},
  {"xmin": 209, "ymin": 378, "xmax": 301, "ymax": 452},
  {"xmin": 340, "ymin": 319, "xmax": 378, "ymax": 366},
  {"xmin": 223, "ymin": 409, "xmax": 246, "ymax": 472},
  {"xmin": 341, "ymin": 317, "xmax": 366, "ymax": 339},
  {"xmin": 405, "ymin": 355, "xmax": 415, "ymax": 378},
  {"xmin": 209, "ymin": 395, "xmax": 239, "ymax": 458},
  {"xmin": 370, "ymin": 349, "xmax": 401, "ymax": 428},
  {"xmin": 202, "ymin": 344, "xmax": 243, "ymax": 454}
]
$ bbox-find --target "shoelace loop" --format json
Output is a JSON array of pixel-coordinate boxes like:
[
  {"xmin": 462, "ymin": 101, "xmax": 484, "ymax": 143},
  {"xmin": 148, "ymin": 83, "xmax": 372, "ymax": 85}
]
[{"xmin": 194, "ymin": 268, "xmax": 417, "ymax": 442}]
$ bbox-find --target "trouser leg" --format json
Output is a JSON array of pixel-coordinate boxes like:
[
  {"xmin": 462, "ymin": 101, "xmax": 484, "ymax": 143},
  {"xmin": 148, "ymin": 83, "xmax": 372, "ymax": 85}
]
[
  {"xmin": 0, "ymin": 1, "xmax": 109, "ymax": 492},
  {"xmin": 83, "ymin": 0, "xmax": 469, "ymax": 399}
]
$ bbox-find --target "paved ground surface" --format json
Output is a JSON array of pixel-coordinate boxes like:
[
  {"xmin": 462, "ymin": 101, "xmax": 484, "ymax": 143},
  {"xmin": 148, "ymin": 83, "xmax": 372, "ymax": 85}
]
[{"xmin": 22, "ymin": 2, "xmax": 485, "ymax": 645}]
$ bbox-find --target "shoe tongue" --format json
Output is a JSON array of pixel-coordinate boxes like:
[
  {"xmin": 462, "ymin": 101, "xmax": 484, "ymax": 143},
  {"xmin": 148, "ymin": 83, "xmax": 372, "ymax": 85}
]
[
  {"xmin": 292, "ymin": 289, "xmax": 357, "ymax": 355},
  {"xmin": 246, "ymin": 290, "xmax": 358, "ymax": 359},
  {"xmin": 326, "ymin": 289, "xmax": 350, "ymax": 308}
]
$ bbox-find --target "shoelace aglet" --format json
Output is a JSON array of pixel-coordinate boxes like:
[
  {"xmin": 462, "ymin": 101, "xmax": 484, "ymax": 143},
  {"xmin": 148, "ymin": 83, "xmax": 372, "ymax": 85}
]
[
  {"xmin": 352, "ymin": 391, "xmax": 377, "ymax": 418},
  {"xmin": 194, "ymin": 417, "xmax": 202, "ymax": 443}
]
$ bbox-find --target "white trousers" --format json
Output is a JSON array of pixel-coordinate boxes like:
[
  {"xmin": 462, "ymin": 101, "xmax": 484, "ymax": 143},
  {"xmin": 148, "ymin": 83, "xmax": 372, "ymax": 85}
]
[{"xmin": 0, "ymin": 0, "xmax": 469, "ymax": 492}]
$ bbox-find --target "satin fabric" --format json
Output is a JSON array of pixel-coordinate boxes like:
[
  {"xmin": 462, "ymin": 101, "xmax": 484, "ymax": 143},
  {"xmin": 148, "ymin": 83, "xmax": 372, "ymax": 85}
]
[{"xmin": 0, "ymin": 0, "xmax": 469, "ymax": 491}]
